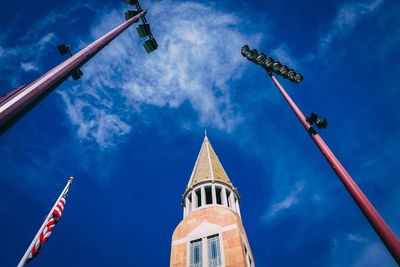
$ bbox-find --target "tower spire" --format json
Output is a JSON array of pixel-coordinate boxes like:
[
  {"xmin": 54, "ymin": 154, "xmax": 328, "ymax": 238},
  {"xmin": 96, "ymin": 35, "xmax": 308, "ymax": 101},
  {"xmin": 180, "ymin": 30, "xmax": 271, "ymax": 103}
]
[
  {"xmin": 171, "ymin": 135, "xmax": 254, "ymax": 267},
  {"xmin": 186, "ymin": 135, "xmax": 232, "ymax": 189}
]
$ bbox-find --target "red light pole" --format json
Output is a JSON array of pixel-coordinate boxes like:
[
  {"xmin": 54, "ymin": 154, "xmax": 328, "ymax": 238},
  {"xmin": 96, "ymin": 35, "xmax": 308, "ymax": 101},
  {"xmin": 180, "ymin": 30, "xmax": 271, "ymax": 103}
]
[
  {"xmin": 242, "ymin": 45, "xmax": 400, "ymax": 264},
  {"xmin": 0, "ymin": 0, "xmax": 157, "ymax": 136}
]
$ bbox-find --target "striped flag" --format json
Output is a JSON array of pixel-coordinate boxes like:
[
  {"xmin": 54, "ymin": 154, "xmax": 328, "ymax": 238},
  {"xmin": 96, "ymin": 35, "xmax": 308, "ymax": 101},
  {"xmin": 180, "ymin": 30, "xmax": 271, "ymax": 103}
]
[
  {"xmin": 18, "ymin": 177, "xmax": 73, "ymax": 267},
  {"xmin": 25, "ymin": 196, "xmax": 67, "ymax": 263}
]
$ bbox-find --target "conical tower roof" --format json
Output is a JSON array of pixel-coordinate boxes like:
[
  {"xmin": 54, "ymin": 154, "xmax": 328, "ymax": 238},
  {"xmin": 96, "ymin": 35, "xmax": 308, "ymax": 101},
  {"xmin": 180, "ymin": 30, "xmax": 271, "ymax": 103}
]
[{"xmin": 186, "ymin": 135, "xmax": 232, "ymax": 189}]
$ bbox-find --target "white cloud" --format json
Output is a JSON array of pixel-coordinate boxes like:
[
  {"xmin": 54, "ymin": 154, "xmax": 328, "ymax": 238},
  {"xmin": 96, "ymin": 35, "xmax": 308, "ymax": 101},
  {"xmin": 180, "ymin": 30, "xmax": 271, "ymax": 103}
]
[
  {"xmin": 36, "ymin": 32, "xmax": 57, "ymax": 51},
  {"xmin": 59, "ymin": 90, "xmax": 131, "ymax": 147},
  {"xmin": 263, "ymin": 181, "xmax": 304, "ymax": 219},
  {"xmin": 271, "ymin": 44, "xmax": 298, "ymax": 69},
  {"xmin": 318, "ymin": 0, "xmax": 383, "ymax": 56},
  {"xmin": 347, "ymin": 233, "xmax": 367, "ymax": 243},
  {"xmin": 20, "ymin": 62, "xmax": 38, "ymax": 72},
  {"xmin": 60, "ymin": 0, "xmax": 261, "ymax": 147}
]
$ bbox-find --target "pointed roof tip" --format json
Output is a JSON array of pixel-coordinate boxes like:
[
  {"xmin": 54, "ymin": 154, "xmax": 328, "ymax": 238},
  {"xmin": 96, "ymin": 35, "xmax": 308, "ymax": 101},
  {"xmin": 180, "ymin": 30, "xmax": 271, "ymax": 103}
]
[
  {"xmin": 186, "ymin": 133, "xmax": 232, "ymax": 189},
  {"xmin": 204, "ymin": 129, "xmax": 208, "ymax": 140}
]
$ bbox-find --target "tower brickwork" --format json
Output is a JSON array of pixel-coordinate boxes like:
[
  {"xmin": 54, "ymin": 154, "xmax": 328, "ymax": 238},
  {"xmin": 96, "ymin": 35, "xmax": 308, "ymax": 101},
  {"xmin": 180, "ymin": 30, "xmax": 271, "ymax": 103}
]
[{"xmin": 170, "ymin": 136, "xmax": 254, "ymax": 267}]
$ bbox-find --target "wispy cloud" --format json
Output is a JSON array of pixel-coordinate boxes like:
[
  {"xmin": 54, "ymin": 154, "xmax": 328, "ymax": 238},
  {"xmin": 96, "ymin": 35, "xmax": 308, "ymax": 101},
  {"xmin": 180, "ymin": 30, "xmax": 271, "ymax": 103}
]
[
  {"xmin": 347, "ymin": 233, "xmax": 367, "ymax": 243},
  {"xmin": 262, "ymin": 181, "xmax": 304, "ymax": 220},
  {"xmin": 60, "ymin": 0, "xmax": 261, "ymax": 148},
  {"xmin": 316, "ymin": 0, "xmax": 383, "ymax": 58},
  {"xmin": 0, "ymin": 2, "xmax": 94, "ymax": 88},
  {"xmin": 59, "ymin": 90, "xmax": 131, "ymax": 147},
  {"xmin": 271, "ymin": 44, "xmax": 298, "ymax": 69},
  {"xmin": 20, "ymin": 62, "xmax": 38, "ymax": 72}
]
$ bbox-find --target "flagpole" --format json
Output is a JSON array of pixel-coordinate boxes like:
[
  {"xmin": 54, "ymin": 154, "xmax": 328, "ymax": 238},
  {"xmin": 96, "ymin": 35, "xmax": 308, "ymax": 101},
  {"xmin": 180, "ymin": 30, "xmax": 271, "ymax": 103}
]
[{"xmin": 17, "ymin": 176, "xmax": 74, "ymax": 267}]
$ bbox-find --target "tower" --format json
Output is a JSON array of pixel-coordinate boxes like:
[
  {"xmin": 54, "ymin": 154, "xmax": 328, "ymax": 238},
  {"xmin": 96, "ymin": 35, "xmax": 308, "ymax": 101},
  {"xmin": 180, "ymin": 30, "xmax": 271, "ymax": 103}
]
[{"xmin": 170, "ymin": 135, "xmax": 255, "ymax": 267}]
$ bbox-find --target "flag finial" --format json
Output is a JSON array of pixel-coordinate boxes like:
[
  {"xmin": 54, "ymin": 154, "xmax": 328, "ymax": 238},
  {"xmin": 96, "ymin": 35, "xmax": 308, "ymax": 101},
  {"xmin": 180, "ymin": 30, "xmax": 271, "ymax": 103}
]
[
  {"xmin": 69, "ymin": 176, "xmax": 74, "ymax": 182},
  {"xmin": 204, "ymin": 129, "xmax": 207, "ymax": 138}
]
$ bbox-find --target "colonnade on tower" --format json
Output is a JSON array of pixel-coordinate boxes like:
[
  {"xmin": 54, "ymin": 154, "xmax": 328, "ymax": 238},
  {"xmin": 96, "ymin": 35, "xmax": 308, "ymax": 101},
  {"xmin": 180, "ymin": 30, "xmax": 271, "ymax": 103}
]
[{"xmin": 182, "ymin": 181, "xmax": 241, "ymax": 218}]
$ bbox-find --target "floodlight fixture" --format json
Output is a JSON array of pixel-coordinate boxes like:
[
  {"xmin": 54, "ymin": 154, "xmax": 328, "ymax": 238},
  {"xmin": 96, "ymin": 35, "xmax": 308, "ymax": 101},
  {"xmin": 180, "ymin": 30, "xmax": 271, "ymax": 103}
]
[
  {"xmin": 57, "ymin": 44, "xmax": 71, "ymax": 56},
  {"xmin": 287, "ymin": 69, "xmax": 296, "ymax": 80},
  {"xmin": 316, "ymin": 117, "xmax": 328, "ymax": 129},
  {"xmin": 306, "ymin": 112, "xmax": 318, "ymax": 124},
  {"xmin": 143, "ymin": 38, "xmax": 158, "ymax": 53},
  {"xmin": 263, "ymin": 56, "xmax": 274, "ymax": 68},
  {"xmin": 125, "ymin": 10, "xmax": 141, "ymax": 21},
  {"xmin": 241, "ymin": 44, "xmax": 303, "ymax": 84},
  {"xmin": 306, "ymin": 112, "xmax": 327, "ymax": 129},
  {"xmin": 123, "ymin": 0, "xmax": 158, "ymax": 54},
  {"xmin": 294, "ymin": 73, "xmax": 303, "ymax": 83},
  {"xmin": 272, "ymin": 61, "xmax": 282, "ymax": 72},
  {"xmin": 136, "ymin": 23, "xmax": 151, "ymax": 38},
  {"xmin": 249, "ymin": 49, "xmax": 258, "ymax": 61},
  {"xmin": 241, "ymin": 45, "xmax": 250, "ymax": 56},
  {"xmin": 279, "ymin": 65, "xmax": 289, "ymax": 76},
  {"xmin": 71, "ymin": 69, "xmax": 83, "ymax": 80},
  {"xmin": 255, "ymin": 53, "xmax": 267, "ymax": 65},
  {"xmin": 122, "ymin": 0, "xmax": 138, "ymax": 5}
]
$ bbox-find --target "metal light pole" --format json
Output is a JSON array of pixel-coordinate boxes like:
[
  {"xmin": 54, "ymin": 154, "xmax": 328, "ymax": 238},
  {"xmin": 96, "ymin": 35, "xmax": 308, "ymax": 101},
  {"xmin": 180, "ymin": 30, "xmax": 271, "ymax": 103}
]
[
  {"xmin": 241, "ymin": 45, "xmax": 400, "ymax": 264},
  {"xmin": 0, "ymin": 0, "xmax": 157, "ymax": 136}
]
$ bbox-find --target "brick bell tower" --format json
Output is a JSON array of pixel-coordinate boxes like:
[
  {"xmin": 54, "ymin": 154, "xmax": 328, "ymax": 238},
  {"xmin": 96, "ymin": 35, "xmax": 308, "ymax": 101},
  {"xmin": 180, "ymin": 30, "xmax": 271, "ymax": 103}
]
[{"xmin": 170, "ymin": 134, "xmax": 255, "ymax": 267}]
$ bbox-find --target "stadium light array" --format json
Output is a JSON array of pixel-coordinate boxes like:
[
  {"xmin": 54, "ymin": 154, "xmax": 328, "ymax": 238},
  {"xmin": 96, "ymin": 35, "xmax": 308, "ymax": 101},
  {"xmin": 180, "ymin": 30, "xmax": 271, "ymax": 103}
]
[{"xmin": 123, "ymin": 0, "xmax": 158, "ymax": 53}]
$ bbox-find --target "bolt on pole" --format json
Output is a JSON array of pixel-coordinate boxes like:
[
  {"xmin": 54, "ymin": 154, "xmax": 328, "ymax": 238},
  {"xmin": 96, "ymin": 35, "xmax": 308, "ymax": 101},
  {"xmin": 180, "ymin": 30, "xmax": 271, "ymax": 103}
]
[
  {"xmin": 0, "ymin": 0, "xmax": 158, "ymax": 136},
  {"xmin": 241, "ymin": 44, "xmax": 400, "ymax": 265}
]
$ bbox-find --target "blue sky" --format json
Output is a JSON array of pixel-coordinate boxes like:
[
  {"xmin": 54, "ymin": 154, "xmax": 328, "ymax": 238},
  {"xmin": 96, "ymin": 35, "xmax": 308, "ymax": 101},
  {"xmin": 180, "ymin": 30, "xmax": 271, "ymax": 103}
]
[{"xmin": 0, "ymin": 0, "xmax": 399, "ymax": 266}]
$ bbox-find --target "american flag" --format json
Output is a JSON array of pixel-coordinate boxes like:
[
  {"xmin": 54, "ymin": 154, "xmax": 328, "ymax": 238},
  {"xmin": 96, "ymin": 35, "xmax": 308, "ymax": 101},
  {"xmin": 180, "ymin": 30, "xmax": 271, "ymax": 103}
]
[{"xmin": 25, "ymin": 196, "xmax": 67, "ymax": 263}]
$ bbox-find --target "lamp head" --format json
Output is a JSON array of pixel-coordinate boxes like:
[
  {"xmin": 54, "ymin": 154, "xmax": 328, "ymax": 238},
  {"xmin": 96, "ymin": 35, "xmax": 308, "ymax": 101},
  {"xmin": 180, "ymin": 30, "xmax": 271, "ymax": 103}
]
[
  {"xmin": 136, "ymin": 23, "xmax": 151, "ymax": 38},
  {"xmin": 122, "ymin": 0, "xmax": 138, "ymax": 5},
  {"xmin": 272, "ymin": 61, "xmax": 282, "ymax": 72},
  {"xmin": 279, "ymin": 65, "xmax": 289, "ymax": 77},
  {"xmin": 125, "ymin": 10, "xmax": 141, "ymax": 21},
  {"xmin": 71, "ymin": 68, "xmax": 83, "ymax": 81},
  {"xmin": 57, "ymin": 44, "xmax": 71, "ymax": 55},
  {"xmin": 294, "ymin": 73, "xmax": 304, "ymax": 83},
  {"xmin": 263, "ymin": 56, "xmax": 274, "ymax": 69},
  {"xmin": 316, "ymin": 118, "xmax": 328, "ymax": 129},
  {"xmin": 143, "ymin": 38, "xmax": 158, "ymax": 53},
  {"xmin": 255, "ymin": 53, "xmax": 267, "ymax": 65},
  {"xmin": 241, "ymin": 45, "xmax": 250, "ymax": 56},
  {"xmin": 306, "ymin": 112, "xmax": 318, "ymax": 124}
]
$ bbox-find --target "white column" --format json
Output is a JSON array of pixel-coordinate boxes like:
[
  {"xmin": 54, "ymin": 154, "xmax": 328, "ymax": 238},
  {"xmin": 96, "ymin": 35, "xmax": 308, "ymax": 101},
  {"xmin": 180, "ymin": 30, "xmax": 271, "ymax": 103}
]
[
  {"xmin": 221, "ymin": 186, "xmax": 228, "ymax": 207},
  {"xmin": 192, "ymin": 191, "xmax": 197, "ymax": 210},
  {"xmin": 183, "ymin": 205, "xmax": 186, "ymax": 218},
  {"xmin": 235, "ymin": 198, "xmax": 241, "ymax": 216},
  {"xmin": 211, "ymin": 184, "xmax": 217, "ymax": 204},
  {"xmin": 229, "ymin": 192, "xmax": 235, "ymax": 211},
  {"xmin": 201, "ymin": 186, "xmax": 206, "ymax": 207},
  {"xmin": 202, "ymin": 237, "xmax": 208, "ymax": 266},
  {"xmin": 185, "ymin": 197, "xmax": 190, "ymax": 215}
]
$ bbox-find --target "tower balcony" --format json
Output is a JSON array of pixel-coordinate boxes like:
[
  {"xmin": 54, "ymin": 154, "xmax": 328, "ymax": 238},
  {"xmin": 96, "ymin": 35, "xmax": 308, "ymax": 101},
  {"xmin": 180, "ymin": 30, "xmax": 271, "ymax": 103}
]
[{"xmin": 182, "ymin": 180, "xmax": 241, "ymax": 218}]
